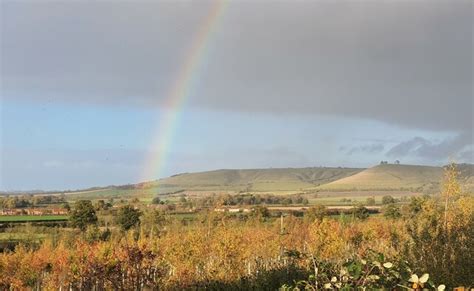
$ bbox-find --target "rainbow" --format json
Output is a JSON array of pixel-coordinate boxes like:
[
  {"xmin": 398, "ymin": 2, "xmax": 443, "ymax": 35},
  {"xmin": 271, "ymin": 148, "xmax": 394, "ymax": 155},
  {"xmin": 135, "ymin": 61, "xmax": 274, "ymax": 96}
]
[{"xmin": 142, "ymin": 0, "xmax": 227, "ymax": 184}]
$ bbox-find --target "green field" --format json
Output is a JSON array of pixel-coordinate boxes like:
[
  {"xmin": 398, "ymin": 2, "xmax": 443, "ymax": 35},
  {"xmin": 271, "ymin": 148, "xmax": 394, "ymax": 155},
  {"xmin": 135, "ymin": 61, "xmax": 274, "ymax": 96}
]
[{"xmin": 0, "ymin": 215, "xmax": 69, "ymax": 222}]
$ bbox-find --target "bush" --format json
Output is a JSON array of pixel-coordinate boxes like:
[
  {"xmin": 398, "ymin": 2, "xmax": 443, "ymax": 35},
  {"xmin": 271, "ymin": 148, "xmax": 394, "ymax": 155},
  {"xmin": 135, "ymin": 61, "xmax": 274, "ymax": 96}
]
[
  {"xmin": 352, "ymin": 205, "xmax": 370, "ymax": 220},
  {"xmin": 366, "ymin": 197, "xmax": 376, "ymax": 206},
  {"xmin": 116, "ymin": 205, "xmax": 142, "ymax": 231},
  {"xmin": 383, "ymin": 203, "xmax": 401, "ymax": 219},
  {"xmin": 151, "ymin": 197, "xmax": 162, "ymax": 204},
  {"xmin": 382, "ymin": 195, "xmax": 395, "ymax": 205},
  {"xmin": 305, "ymin": 205, "xmax": 327, "ymax": 222},
  {"xmin": 281, "ymin": 253, "xmax": 444, "ymax": 290},
  {"xmin": 405, "ymin": 197, "xmax": 474, "ymax": 286}
]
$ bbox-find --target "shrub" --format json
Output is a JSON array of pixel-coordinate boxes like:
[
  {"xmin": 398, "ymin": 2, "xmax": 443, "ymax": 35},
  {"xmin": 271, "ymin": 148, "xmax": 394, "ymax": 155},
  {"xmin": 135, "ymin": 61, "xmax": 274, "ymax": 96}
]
[
  {"xmin": 366, "ymin": 197, "xmax": 376, "ymax": 206},
  {"xmin": 305, "ymin": 205, "xmax": 327, "ymax": 222},
  {"xmin": 116, "ymin": 205, "xmax": 142, "ymax": 231},
  {"xmin": 352, "ymin": 205, "xmax": 370, "ymax": 220},
  {"xmin": 382, "ymin": 195, "xmax": 395, "ymax": 205},
  {"xmin": 383, "ymin": 203, "xmax": 401, "ymax": 219},
  {"xmin": 151, "ymin": 197, "xmax": 162, "ymax": 204}
]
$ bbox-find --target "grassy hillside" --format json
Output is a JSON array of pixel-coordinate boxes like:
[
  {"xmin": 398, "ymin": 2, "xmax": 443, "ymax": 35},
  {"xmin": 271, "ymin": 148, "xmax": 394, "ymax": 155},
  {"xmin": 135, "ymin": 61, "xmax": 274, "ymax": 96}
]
[
  {"xmin": 63, "ymin": 167, "xmax": 363, "ymax": 200},
  {"xmin": 155, "ymin": 167, "xmax": 363, "ymax": 192},
  {"xmin": 319, "ymin": 164, "xmax": 444, "ymax": 191},
  {"xmin": 58, "ymin": 163, "xmax": 474, "ymax": 200}
]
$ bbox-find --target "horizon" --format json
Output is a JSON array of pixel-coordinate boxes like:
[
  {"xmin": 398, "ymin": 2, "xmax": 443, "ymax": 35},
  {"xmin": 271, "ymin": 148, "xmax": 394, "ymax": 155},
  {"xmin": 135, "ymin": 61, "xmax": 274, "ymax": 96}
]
[
  {"xmin": 2, "ymin": 161, "xmax": 471, "ymax": 193},
  {"xmin": 1, "ymin": 0, "xmax": 473, "ymax": 190}
]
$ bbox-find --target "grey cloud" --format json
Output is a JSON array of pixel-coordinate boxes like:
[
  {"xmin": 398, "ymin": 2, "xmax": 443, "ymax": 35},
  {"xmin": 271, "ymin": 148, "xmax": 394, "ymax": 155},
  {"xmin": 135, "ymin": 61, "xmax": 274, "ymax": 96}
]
[
  {"xmin": 459, "ymin": 149, "xmax": 474, "ymax": 163},
  {"xmin": 347, "ymin": 144, "xmax": 385, "ymax": 155},
  {"xmin": 1, "ymin": 0, "xmax": 472, "ymax": 132},
  {"xmin": 386, "ymin": 133, "xmax": 473, "ymax": 161},
  {"xmin": 386, "ymin": 137, "xmax": 429, "ymax": 157}
]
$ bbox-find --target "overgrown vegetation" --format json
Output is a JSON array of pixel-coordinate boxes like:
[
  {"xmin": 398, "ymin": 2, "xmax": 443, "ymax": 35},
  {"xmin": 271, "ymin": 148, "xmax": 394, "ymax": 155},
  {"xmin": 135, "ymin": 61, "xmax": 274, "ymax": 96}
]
[{"xmin": 0, "ymin": 165, "xmax": 472, "ymax": 289}]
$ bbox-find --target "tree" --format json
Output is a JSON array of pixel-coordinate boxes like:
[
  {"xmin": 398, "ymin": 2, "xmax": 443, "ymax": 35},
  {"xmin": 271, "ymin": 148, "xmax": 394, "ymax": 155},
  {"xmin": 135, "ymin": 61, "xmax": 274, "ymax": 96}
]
[
  {"xmin": 366, "ymin": 197, "xmax": 376, "ymax": 206},
  {"xmin": 293, "ymin": 195, "xmax": 304, "ymax": 204},
  {"xmin": 253, "ymin": 206, "xmax": 270, "ymax": 221},
  {"xmin": 95, "ymin": 199, "xmax": 106, "ymax": 210},
  {"xmin": 4, "ymin": 198, "xmax": 16, "ymax": 209},
  {"xmin": 441, "ymin": 163, "xmax": 461, "ymax": 228},
  {"xmin": 305, "ymin": 205, "xmax": 327, "ymax": 222},
  {"xmin": 151, "ymin": 197, "xmax": 162, "ymax": 204},
  {"xmin": 282, "ymin": 198, "xmax": 292, "ymax": 205},
  {"xmin": 142, "ymin": 209, "xmax": 168, "ymax": 236},
  {"xmin": 62, "ymin": 202, "xmax": 70, "ymax": 212},
  {"xmin": 352, "ymin": 205, "xmax": 370, "ymax": 220},
  {"xmin": 383, "ymin": 203, "xmax": 401, "ymax": 219},
  {"xmin": 116, "ymin": 205, "xmax": 142, "ymax": 231},
  {"xmin": 70, "ymin": 200, "xmax": 98, "ymax": 231},
  {"xmin": 381, "ymin": 195, "xmax": 395, "ymax": 205}
]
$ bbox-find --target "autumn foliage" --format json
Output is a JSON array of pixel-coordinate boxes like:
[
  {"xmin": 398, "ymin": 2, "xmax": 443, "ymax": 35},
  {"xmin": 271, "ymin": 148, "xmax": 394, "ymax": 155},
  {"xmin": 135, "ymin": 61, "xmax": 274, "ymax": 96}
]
[{"xmin": 0, "ymin": 166, "xmax": 472, "ymax": 289}]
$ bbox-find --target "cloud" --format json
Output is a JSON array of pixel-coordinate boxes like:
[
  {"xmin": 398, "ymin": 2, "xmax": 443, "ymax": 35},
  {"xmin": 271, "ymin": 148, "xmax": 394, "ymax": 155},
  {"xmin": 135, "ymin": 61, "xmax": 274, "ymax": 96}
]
[
  {"xmin": 346, "ymin": 144, "xmax": 385, "ymax": 155},
  {"xmin": 386, "ymin": 133, "xmax": 473, "ymax": 162},
  {"xmin": 458, "ymin": 149, "xmax": 474, "ymax": 163},
  {"xmin": 1, "ymin": 0, "xmax": 472, "ymax": 132},
  {"xmin": 386, "ymin": 137, "xmax": 429, "ymax": 157}
]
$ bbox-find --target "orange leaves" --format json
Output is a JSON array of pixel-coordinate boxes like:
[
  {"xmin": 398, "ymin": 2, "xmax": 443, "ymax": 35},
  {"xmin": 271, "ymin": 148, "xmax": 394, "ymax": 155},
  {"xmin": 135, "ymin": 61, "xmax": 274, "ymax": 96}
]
[{"xmin": 0, "ymin": 215, "xmax": 411, "ymax": 289}]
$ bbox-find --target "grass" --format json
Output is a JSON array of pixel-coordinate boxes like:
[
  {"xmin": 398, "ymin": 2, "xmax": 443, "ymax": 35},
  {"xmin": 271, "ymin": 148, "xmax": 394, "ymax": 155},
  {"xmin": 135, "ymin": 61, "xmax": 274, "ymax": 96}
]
[
  {"xmin": 0, "ymin": 215, "xmax": 69, "ymax": 222},
  {"xmin": 62, "ymin": 167, "xmax": 363, "ymax": 200},
  {"xmin": 159, "ymin": 167, "xmax": 363, "ymax": 191},
  {"xmin": 319, "ymin": 164, "xmax": 444, "ymax": 191},
  {"xmin": 0, "ymin": 232, "xmax": 47, "ymax": 241}
]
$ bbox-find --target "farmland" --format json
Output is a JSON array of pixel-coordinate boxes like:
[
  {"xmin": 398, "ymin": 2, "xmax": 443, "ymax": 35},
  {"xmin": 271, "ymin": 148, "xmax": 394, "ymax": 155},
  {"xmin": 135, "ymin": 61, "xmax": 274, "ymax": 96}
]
[
  {"xmin": 0, "ymin": 215, "xmax": 68, "ymax": 223},
  {"xmin": 0, "ymin": 164, "xmax": 472, "ymax": 289}
]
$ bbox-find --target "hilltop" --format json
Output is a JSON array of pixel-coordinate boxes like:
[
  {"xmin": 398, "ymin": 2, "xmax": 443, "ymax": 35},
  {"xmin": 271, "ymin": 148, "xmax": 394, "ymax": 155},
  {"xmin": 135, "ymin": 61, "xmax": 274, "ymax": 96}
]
[
  {"xmin": 152, "ymin": 167, "xmax": 363, "ymax": 192},
  {"xmin": 319, "ymin": 163, "xmax": 474, "ymax": 192},
  {"xmin": 318, "ymin": 164, "xmax": 442, "ymax": 191}
]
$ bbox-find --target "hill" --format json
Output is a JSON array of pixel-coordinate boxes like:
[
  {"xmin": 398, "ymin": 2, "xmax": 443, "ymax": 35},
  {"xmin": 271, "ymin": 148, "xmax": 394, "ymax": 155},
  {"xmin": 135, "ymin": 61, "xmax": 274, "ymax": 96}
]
[
  {"xmin": 57, "ymin": 167, "xmax": 363, "ymax": 199},
  {"xmin": 153, "ymin": 167, "xmax": 363, "ymax": 192},
  {"xmin": 319, "ymin": 163, "xmax": 474, "ymax": 192},
  {"xmin": 13, "ymin": 163, "xmax": 472, "ymax": 200}
]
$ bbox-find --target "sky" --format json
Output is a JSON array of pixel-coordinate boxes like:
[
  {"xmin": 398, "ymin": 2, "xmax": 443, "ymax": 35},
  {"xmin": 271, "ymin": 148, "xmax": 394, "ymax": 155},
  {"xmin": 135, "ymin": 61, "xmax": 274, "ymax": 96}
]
[{"xmin": 1, "ymin": 0, "xmax": 473, "ymax": 190}]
